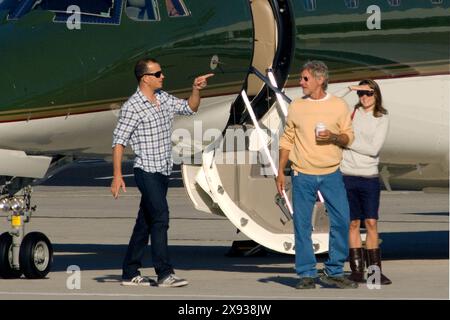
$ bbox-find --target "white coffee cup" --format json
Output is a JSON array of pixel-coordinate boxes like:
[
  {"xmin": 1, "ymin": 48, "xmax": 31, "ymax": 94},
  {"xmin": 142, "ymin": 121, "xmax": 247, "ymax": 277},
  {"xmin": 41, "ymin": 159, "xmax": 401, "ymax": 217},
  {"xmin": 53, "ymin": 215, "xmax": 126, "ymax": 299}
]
[{"xmin": 315, "ymin": 122, "xmax": 326, "ymax": 137}]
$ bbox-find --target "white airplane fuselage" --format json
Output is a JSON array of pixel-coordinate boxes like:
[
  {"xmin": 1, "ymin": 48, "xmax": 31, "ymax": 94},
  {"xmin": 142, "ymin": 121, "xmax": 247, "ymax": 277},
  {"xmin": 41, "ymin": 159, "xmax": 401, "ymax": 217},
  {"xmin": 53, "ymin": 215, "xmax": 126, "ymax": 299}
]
[{"xmin": 0, "ymin": 74, "xmax": 448, "ymax": 186}]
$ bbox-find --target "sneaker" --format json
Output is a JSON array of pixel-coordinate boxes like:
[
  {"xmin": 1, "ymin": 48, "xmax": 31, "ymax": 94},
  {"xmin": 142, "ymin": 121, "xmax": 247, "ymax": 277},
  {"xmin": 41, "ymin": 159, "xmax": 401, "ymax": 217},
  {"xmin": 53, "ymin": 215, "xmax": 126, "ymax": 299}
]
[
  {"xmin": 157, "ymin": 274, "xmax": 189, "ymax": 288},
  {"xmin": 121, "ymin": 275, "xmax": 154, "ymax": 286},
  {"xmin": 295, "ymin": 277, "xmax": 316, "ymax": 289},
  {"xmin": 319, "ymin": 273, "xmax": 358, "ymax": 289}
]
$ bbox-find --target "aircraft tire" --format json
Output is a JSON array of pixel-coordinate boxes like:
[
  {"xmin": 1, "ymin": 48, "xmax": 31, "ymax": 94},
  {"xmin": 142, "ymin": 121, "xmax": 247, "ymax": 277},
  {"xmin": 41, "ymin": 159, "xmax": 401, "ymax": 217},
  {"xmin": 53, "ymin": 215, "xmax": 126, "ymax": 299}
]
[
  {"xmin": 19, "ymin": 232, "xmax": 53, "ymax": 279},
  {"xmin": 0, "ymin": 232, "xmax": 22, "ymax": 279}
]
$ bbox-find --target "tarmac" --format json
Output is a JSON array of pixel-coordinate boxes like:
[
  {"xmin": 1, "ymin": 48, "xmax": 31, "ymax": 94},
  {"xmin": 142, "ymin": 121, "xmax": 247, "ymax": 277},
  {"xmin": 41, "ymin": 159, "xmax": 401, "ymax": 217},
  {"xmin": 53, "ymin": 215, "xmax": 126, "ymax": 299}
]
[{"xmin": 0, "ymin": 161, "xmax": 448, "ymax": 300}]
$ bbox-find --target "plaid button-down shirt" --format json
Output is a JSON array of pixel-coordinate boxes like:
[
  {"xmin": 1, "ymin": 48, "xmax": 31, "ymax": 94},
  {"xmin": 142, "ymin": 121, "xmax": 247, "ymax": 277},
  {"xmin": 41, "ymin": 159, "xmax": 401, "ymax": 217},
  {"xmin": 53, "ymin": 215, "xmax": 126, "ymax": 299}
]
[{"xmin": 112, "ymin": 88, "xmax": 195, "ymax": 175}]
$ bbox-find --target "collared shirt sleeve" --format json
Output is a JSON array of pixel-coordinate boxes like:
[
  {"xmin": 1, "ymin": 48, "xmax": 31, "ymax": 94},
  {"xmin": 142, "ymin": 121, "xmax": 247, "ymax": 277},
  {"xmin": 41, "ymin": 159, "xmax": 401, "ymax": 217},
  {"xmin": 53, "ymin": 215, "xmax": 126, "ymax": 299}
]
[
  {"xmin": 166, "ymin": 92, "xmax": 196, "ymax": 116},
  {"xmin": 112, "ymin": 102, "xmax": 140, "ymax": 148}
]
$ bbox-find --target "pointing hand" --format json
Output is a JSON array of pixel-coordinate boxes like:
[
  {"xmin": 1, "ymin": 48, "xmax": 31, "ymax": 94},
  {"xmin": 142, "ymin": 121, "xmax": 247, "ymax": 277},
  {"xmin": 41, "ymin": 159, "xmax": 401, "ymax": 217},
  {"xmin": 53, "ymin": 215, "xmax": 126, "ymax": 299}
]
[{"xmin": 193, "ymin": 73, "xmax": 214, "ymax": 90}]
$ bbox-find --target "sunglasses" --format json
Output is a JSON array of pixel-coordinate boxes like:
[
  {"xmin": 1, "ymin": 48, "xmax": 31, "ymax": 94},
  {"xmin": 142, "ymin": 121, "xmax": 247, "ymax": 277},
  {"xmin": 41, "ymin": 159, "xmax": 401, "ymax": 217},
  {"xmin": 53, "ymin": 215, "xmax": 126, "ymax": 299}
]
[
  {"xmin": 143, "ymin": 71, "xmax": 163, "ymax": 78},
  {"xmin": 357, "ymin": 90, "xmax": 374, "ymax": 97}
]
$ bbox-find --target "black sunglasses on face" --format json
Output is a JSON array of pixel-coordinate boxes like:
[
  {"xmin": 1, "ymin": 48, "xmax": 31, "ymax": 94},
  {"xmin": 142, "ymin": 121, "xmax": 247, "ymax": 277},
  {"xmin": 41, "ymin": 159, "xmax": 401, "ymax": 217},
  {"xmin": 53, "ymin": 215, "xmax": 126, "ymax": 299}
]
[
  {"xmin": 143, "ymin": 71, "xmax": 163, "ymax": 78},
  {"xmin": 357, "ymin": 90, "xmax": 374, "ymax": 97}
]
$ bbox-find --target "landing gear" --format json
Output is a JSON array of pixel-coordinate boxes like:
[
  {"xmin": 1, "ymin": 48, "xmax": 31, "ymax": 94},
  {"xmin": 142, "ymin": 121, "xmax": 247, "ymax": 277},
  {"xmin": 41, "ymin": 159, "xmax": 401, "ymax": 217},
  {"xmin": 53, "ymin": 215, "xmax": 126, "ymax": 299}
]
[
  {"xmin": 0, "ymin": 233, "xmax": 22, "ymax": 279},
  {"xmin": 20, "ymin": 232, "xmax": 53, "ymax": 279},
  {"xmin": 0, "ymin": 186, "xmax": 53, "ymax": 279}
]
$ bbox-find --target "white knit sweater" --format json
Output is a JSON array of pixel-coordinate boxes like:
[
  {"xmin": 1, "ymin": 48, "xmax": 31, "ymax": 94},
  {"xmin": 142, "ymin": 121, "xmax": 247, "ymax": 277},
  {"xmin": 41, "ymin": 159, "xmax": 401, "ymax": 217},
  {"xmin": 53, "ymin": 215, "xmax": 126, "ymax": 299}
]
[{"xmin": 341, "ymin": 108, "xmax": 389, "ymax": 177}]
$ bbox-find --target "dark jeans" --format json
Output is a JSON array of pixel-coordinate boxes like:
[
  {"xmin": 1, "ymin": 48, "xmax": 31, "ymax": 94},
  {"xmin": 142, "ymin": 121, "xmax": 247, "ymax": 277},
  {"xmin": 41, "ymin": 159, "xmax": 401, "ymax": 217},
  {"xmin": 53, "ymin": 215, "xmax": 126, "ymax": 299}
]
[{"xmin": 122, "ymin": 168, "xmax": 174, "ymax": 281}]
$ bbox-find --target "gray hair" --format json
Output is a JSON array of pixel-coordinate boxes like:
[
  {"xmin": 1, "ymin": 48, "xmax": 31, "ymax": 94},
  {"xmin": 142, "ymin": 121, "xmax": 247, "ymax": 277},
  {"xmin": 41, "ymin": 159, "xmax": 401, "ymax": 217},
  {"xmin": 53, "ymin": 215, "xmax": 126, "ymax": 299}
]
[{"xmin": 301, "ymin": 60, "xmax": 329, "ymax": 90}]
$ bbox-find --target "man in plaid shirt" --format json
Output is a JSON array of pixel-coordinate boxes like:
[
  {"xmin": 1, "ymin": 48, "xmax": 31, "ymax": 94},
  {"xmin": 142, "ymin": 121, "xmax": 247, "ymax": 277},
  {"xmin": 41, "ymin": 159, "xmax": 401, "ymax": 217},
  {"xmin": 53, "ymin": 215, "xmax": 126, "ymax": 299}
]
[{"xmin": 111, "ymin": 58, "xmax": 213, "ymax": 288}]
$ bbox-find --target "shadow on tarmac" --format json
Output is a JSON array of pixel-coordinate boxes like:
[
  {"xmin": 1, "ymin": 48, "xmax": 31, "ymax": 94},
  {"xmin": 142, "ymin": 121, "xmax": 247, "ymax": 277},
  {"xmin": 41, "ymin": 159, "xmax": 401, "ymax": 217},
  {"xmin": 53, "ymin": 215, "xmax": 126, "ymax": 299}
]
[
  {"xmin": 379, "ymin": 231, "xmax": 449, "ymax": 259},
  {"xmin": 52, "ymin": 244, "xmax": 295, "ymax": 275},
  {"xmin": 404, "ymin": 212, "xmax": 449, "ymax": 217},
  {"xmin": 42, "ymin": 161, "xmax": 184, "ymax": 188},
  {"xmin": 51, "ymin": 230, "xmax": 448, "ymax": 277}
]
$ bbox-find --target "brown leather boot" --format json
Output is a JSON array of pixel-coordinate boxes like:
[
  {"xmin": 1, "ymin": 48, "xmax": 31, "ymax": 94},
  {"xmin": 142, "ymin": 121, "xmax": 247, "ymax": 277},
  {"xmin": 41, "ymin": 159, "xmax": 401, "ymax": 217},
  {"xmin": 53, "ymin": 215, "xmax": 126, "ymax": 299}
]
[
  {"xmin": 366, "ymin": 248, "xmax": 392, "ymax": 285},
  {"xmin": 348, "ymin": 248, "xmax": 365, "ymax": 283}
]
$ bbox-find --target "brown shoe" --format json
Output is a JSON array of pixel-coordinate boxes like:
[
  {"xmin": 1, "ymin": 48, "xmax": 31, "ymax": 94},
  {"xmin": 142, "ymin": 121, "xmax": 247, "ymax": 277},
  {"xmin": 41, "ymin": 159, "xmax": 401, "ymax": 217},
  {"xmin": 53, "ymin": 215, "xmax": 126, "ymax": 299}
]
[
  {"xmin": 295, "ymin": 277, "xmax": 316, "ymax": 289},
  {"xmin": 319, "ymin": 272, "xmax": 359, "ymax": 289}
]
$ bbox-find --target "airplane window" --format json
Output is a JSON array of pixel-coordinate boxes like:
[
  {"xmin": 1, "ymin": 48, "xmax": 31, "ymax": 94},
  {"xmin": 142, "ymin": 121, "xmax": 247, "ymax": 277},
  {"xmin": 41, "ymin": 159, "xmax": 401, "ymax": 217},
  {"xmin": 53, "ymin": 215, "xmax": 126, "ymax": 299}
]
[
  {"xmin": 165, "ymin": 0, "xmax": 189, "ymax": 17},
  {"xmin": 302, "ymin": 0, "xmax": 316, "ymax": 12},
  {"xmin": 8, "ymin": 0, "xmax": 122, "ymax": 24},
  {"xmin": 344, "ymin": 0, "xmax": 359, "ymax": 9},
  {"xmin": 7, "ymin": 0, "xmax": 36, "ymax": 19},
  {"xmin": 125, "ymin": 0, "xmax": 160, "ymax": 21},
  {"xmin": 387, "ymin": 0, "xmax": 401, "ymax": 6},
  {"xmin": 0, "ymin": 0, "xmax": 16, "ymax": 12},
  {"xmin": 37, "ymin": 0, "xmax": 115, "ymax": 17}
]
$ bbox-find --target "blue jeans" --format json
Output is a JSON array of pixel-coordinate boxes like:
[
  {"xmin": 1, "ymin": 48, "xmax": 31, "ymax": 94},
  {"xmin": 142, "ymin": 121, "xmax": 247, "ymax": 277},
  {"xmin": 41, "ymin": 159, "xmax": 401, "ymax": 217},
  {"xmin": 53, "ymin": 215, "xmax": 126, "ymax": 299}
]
[
  {"xmin": 292, "ymin": 169, "xmax": 350, "ymax": 278},
  {"xmin": 122, "ymin": 169, "xmax": 174, "ymax": 281}
]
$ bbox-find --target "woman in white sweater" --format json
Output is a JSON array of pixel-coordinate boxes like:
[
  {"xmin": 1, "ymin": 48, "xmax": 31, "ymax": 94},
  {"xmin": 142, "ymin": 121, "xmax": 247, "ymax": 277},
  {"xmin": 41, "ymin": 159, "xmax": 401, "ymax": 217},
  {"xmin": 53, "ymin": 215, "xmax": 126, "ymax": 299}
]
[{"xmin": 341, "ymin": 79, "xmax": 392, "ymax": 285}]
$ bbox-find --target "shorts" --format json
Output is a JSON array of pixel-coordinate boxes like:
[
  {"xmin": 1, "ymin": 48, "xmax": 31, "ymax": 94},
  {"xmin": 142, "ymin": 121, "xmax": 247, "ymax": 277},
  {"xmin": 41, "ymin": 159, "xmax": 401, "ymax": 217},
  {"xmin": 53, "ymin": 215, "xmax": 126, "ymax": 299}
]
[{"xmin": 343, "ymin": 175, "xmax": 380, "ymax": 221}]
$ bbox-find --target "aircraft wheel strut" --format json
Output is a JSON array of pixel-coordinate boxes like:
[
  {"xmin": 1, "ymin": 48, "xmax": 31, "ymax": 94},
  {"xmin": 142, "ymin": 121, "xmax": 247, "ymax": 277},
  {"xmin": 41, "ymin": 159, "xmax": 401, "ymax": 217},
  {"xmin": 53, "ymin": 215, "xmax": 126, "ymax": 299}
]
[{"xmin": 0, "ymin": 232, "xmax": 22, "ymax": 279}]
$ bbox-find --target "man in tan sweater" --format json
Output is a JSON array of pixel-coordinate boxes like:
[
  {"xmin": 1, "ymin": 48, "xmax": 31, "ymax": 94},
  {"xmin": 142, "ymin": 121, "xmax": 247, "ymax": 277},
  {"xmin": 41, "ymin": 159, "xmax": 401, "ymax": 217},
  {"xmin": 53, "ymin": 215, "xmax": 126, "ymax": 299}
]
[{"xmin": 277, "ymin": 60, "xmax": 357, "ymax": 289}]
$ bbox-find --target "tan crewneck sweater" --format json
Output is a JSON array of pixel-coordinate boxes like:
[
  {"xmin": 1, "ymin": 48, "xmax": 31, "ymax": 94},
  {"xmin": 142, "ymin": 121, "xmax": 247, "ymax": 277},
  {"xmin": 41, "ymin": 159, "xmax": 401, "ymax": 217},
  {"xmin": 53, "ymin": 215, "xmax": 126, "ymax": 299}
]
[{"xmin": 280, "ymin": 93, "xmax": 354, "ymax": 175}]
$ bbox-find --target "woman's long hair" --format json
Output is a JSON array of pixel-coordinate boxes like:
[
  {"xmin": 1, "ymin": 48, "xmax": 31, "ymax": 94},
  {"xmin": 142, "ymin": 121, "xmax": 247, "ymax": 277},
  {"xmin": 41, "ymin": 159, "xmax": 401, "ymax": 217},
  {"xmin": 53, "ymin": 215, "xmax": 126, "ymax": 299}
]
[{"xmin": 355, "ymin": 79, "xmax": 388, "ymax": 118}]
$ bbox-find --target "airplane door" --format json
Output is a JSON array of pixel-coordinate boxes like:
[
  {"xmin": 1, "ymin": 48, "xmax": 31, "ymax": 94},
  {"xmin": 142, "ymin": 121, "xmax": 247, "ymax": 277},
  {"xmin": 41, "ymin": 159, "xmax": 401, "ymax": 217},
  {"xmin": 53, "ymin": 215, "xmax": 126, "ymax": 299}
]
[
  {"xmin": 228, "ymin": 0, "xmax": 294, "ymax": 126},
  {"xmin": 181, "ymin": 0, "xmax": 325, "ymax": 256}
]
